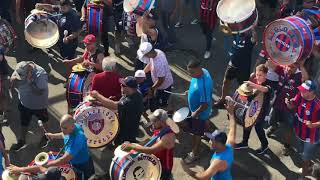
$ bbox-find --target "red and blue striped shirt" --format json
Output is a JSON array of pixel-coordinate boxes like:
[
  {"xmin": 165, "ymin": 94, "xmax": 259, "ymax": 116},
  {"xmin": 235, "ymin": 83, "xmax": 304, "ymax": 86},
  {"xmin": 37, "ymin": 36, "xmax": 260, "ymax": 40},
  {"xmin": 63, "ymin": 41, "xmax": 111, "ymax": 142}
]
[{"xmin": 294, "ymin": 93, "xmax": 320, "ymax": 144}]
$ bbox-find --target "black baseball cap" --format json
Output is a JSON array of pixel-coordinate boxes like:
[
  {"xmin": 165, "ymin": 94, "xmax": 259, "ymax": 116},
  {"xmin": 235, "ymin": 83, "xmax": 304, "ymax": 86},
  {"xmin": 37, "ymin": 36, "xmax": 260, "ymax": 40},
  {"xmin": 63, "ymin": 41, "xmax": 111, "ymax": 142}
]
[
  {"xmin": 205, "ymin": 130, "xmax": 227, "ymax": 145},
  {"xmin": 119, "ymin": 76, "xmax": 138, "ymax": 88}
]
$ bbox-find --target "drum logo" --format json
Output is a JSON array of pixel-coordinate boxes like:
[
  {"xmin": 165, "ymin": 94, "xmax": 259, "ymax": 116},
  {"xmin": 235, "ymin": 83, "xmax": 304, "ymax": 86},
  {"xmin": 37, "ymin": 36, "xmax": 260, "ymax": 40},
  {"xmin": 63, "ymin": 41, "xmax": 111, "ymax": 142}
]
[
  {"xmin": 88, "ymin": 118, "xmax": 104, "ymax": 135},
  {"xmin": 275, "ymin": 34, "xmax": 291, "ymax": 52},
  {"xmin": 249, "ymin": 101, "xmax": 259, "ymax": 117}
]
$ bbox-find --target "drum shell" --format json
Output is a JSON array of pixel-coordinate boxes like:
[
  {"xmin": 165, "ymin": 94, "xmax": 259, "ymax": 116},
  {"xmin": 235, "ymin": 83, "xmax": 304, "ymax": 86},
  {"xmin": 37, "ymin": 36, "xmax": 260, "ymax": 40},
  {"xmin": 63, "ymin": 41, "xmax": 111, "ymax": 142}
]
[
  {"xmin": 123, "ymin": 0, "xmax": 156, "ymax": 16},
  {"xmin": 0, "ymin": 19, "xmax": 16, "ymax": 52},
  {"xmin": 86, "ymin": 4, "xmax": 104, "ymax": 35},
  {"xmin": 66, "ymin": 71, "xmax": 95, "ymax": 109},
  {"xmin": 263, "ymin": 16, "xmax": 314, "ymax": 65},
  {"xmin": 232, "ymin": 92, "xmax": 247, "ymax": 126},
  {"xmin": 24, "ymin": 11, "xmax": 59, "ymax": 48}
]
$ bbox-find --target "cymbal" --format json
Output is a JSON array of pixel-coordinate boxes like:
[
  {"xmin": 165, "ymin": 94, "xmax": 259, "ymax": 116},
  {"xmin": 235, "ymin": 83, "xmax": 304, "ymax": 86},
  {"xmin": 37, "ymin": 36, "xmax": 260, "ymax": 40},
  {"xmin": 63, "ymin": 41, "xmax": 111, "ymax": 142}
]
[{"xmin": 72, "ymin": 64, "xmax": 86, "ymax": 72}]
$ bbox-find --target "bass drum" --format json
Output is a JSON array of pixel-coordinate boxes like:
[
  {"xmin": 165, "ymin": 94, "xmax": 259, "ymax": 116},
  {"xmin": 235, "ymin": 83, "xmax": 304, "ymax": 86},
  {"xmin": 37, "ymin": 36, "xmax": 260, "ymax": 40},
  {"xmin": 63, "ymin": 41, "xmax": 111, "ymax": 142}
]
[
  {"xmin": 110, "ymin": 146, "xmax": 162, "ymax": 180},
  {"xmin": 73, "ymin": 102, "xmax": 119, "ymax": 148},
  {"xmin": 24, "ymin": 9, "xmax": 59, "ymax": 48},
  {"xmin": 0, "ymin": 18, "xmax": 16, "ymax": 52}
]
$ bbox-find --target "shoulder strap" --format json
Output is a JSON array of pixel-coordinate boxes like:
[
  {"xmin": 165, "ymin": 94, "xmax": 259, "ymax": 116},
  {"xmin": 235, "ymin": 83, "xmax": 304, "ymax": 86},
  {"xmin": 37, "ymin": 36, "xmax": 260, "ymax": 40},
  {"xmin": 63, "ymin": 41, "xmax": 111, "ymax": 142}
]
[{"xmin": 144, "ymin": 127, "xmax": 171, "ymax": 147}]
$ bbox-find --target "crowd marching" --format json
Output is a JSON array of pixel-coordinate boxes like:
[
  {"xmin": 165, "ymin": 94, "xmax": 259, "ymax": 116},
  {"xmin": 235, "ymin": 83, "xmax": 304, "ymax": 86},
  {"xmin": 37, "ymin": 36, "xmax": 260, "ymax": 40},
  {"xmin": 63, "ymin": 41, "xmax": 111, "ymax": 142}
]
[{"xmin": 0, "ymin": 0, "xmax": 320, "ymax": 179}]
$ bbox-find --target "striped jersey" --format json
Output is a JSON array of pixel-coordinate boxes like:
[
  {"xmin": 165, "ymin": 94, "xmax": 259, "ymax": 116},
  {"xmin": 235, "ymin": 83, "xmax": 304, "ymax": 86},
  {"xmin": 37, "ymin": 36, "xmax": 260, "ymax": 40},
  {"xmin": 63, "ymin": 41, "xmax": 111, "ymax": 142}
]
[
  {"xmin": 200, "ymin": 0, "xmax": 218, "ymax": 29},
  {"xmin": 294, "ymin": 93, "xmax": 320, "ymax": 144}
]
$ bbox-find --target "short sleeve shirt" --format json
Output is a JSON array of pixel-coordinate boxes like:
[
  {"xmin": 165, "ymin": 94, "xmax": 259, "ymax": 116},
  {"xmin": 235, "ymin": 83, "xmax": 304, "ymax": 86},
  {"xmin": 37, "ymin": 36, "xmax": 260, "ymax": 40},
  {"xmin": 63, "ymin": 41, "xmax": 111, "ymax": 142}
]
[
  {"xmin": 57, "ymin": 9, "xmax": 82, "ymax": 44},
  {"xmin": 188, "ymin": 69, "xmax": 213, "ymax": 120},
  {"xmin": 91, "ymin": 71, "xmax": 122, "ymax": 100},
  {"xmin": 150, "ymin": 50, "xmax": 173, "ymax": 90},
  {"xmin": 64, "ymin": 124, "xmax": 90, "ymax": 165}
]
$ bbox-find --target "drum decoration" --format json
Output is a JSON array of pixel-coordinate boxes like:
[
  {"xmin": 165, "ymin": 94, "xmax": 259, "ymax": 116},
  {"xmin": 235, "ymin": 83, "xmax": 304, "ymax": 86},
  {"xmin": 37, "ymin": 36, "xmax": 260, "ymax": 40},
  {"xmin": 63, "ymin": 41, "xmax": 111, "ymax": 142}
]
[
  {"xmin": 216, "ymin": 0, "xmax": 258, "ymax": 34},
  {"xmin": 123, "ymin": 0, "xmax": 156, "ymax": 16},
  {"xmin": 28, "ymin": 151, "xmax": 77, "ymax": 180},
  {"xmin": 0, "ymin": 18, "xmax": 16, "ymax": 52},
  {"xmin": 66, "ymin": 67, "xmax": 95, "ymax": 109},
  {"xmin": 110, "ymin": 146, "xmax": 162, "ymax": 180},
  {"xmin": 230, "ymin": 91, "xmax": 250, "ymax": 126},
  {"xmin": 263, "ymin": 16, "xmax": 314, "ymax": 65},
  {"xmin": 123, "ymin": 12, "xmax": 137, "ymax": 36},
  {"xmin": 87, "ymin": 3, "xmax": 104, "ymax": 35},
  {"xmin": 244, "ymin": 92, "xmax": 264, "ymax": 128},
  {"xmin": 24, "ymin": 9, "xmax": 59, "ymax": 48},
  {"xmin": 73, "ymin": 102, "xmax": 119, "ymax": 148}
]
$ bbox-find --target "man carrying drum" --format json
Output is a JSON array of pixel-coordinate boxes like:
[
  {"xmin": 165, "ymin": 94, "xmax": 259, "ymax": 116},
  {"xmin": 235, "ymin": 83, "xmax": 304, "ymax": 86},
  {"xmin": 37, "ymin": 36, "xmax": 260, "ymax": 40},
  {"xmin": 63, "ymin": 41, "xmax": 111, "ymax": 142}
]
[
  {"xmin": 183, "ymin": 60, "xmax": 213, "ymax": 164},
  {"xmin": 63, "ymin": 34, "xmax": 104, "ymax": 74},
  {"xmin": 121, "ymin": 109, "xmax": 176, "ymax": 180},
  {"xmin": 90, "ymin": 76, "xmax": 144, "ymax": 145},
  {"xmin": 8, "ymin": 114, "xmax": 95, "ymax": 179},
  {"xmin": 182, "ymin": 100, "xmax": 236, "ymax": 180}
]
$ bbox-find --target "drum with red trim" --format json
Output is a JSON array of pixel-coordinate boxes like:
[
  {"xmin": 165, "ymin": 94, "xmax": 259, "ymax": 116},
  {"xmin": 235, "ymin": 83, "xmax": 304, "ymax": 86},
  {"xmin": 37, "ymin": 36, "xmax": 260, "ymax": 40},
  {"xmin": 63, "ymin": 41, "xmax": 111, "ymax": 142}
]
[
  {"xmin": 216, "ymin": 0, "xmax": 258, "ymax": 34},
  {"xmin": 0, "ymin": 18, "xmax": 16, "ymax": 52},
  {"xmin": 110, "ymin": 146, "xmax": 161, "ymax": 180},
  {"xmin": 73, "ymin": 102, "xmax": 119, "ymax": 148},
  {"xmin": 123, "ymin": 0, "xmax": 156, "ymax": 16},
  {"xmin": 264, "ymin": 16, "xmax": 314, "ymax": 65},
  {"xmin": 87, "ymin": 3, "xmax": 104, "ymax": 35},
  {"xmin": 28, "ymin": 151, "xmax": 77, "ymax": 180}
]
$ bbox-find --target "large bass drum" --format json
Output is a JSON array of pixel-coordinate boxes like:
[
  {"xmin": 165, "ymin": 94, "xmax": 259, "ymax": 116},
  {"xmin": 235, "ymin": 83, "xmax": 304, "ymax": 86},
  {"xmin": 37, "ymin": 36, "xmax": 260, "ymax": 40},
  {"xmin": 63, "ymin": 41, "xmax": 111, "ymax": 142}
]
[
  {"xmin": 24, "ymin": 9, "xmax": 59, "ymax": 48},
  {"xmin": 216, "ymin": 0, "xmax": 258, "ymax": 34},
  {"xmin": 0, "ymin": 18, "xmax": 16, "ymax": 52},
  {"xmin": 73, "ymin": 102, "xmax": 119, "ymax": 148},
  {"xmin": 110, "ymin": 146, "xmax": 161, "ymax": 180}
]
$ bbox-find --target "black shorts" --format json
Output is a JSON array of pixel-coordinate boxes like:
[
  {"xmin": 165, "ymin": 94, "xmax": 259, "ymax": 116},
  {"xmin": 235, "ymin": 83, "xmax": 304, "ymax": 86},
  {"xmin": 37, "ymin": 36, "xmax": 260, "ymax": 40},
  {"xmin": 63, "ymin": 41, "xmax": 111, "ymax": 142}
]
[
  {"xmin": 183, "ymin": 118, "xmax": 207, "ymax": 136},
  {"xmin": 18, "ymin": 103, "xmax": 48, "ymax": 127},
  {"xmin": 224, "ymin": 65, "xmax": 250, "ymax": 84}
]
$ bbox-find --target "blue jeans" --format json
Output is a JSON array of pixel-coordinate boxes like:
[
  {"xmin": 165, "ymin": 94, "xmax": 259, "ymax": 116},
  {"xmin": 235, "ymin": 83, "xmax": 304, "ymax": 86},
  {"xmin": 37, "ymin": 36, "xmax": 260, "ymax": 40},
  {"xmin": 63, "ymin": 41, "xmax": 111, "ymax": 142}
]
[
  {"xmin": 296, "ymin": 138, "xmax": 319, "ymax": 161},
  {"xmin": 58, "ymin": 41, "xmax": 78, "ymax": 60}
]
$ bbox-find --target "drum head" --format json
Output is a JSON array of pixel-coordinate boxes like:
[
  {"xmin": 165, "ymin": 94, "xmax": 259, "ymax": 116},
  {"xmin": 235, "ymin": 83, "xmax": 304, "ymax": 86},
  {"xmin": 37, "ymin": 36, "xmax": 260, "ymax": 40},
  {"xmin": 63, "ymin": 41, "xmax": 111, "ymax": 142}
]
[
  {"xmin": 264, "ymin": 16, "xmax": 314, "ymax": 65},
  {"xmin": 123, "ymin": 0, "xmax": 136, "ymax": 13},
  {"xmin": 245, "ymin": 92, "xmax": 264, "ymax": 128},
  {"xmin": 74, "ymin": 105, "xmax": 119, "ymax": 148},
  {"xmin": 24, "ymin": 11, "xmax": 59, "ymax": 48},
  {"xmin": 217, "ymin": 0, "xmax": 255, "ymax": 23},
  {"xmin": 114, "ymin": 145, "xmax": 130, "ymax": 157},
  {"xmin": 2, "ymin": 170, "xmax": 18, "ymax": 180},
  {"xmin": 173, "ymin": 107, "xmax": 190, "ymax": 122}
]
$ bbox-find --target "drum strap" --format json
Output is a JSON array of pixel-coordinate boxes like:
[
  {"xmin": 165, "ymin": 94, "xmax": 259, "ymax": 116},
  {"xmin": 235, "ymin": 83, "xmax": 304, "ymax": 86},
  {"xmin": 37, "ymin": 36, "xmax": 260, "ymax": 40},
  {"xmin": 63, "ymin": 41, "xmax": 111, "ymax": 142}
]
[{"xmin": 144, "ymin": 127, "xmax": 171, "ymax": 147}]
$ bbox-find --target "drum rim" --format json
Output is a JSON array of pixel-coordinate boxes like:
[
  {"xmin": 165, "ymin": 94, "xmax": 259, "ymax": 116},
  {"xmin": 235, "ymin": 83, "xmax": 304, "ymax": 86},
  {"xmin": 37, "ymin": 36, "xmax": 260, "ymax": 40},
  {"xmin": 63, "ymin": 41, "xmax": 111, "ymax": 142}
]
[
  {"xmin": 217, "ymin": 0, "xmax": 256, "ymax": 23},
  {"xmin": 222, "ymin": 9, "xmax": 258, "ymax": 34}
]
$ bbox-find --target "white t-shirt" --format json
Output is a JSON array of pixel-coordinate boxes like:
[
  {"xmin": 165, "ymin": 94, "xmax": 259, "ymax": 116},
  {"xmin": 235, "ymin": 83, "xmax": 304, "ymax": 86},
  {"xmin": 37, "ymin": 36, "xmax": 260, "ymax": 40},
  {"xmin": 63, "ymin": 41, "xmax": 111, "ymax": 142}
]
[{"xmin": 150, "ymin": 49, "xmax": 173, "ymax": 90}]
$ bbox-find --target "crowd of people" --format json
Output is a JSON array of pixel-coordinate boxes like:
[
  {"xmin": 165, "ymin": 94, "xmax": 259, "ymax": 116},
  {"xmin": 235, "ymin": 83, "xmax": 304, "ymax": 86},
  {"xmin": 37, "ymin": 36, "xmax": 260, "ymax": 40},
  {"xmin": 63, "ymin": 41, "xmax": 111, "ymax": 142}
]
[{"xmin": 0, "ymin": 0, "xmax": 320, "ymax": 180}]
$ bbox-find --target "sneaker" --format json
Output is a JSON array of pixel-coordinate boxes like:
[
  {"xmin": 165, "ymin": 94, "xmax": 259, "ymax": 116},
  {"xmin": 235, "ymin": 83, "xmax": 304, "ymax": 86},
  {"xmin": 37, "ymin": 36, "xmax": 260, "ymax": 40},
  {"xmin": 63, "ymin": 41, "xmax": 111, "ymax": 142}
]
[
  {"xmin": 255, "ymin": 146, "xmax": 269, "ymax": 155},
  {"xmin": 266, "ymin": 125, "xmax": 278, "ymax": 137},
  {"xmin": 183, "ymin": 152, "xmax": 199, "ymax": 164},
  {"xmin": 203, "ymin": 51, "xmax": 211, "ymax": 59},
  {"xmin": 11, "ymin": 140, "xmax": 26, "ymax": 151},
  {"xmin": 115, "ymin": 43, "xmax": 121, "ymax": 54},
  {"xmin": 190, "ymin": 19, "xmax": 199, "ymax": 25},
  {"xmin": 175, "ymin": 22, "xmax": 184, "ymax": 28},
  {"xmin": 234, "ymin": 142, "xmax": 249, "ymax": 150}
]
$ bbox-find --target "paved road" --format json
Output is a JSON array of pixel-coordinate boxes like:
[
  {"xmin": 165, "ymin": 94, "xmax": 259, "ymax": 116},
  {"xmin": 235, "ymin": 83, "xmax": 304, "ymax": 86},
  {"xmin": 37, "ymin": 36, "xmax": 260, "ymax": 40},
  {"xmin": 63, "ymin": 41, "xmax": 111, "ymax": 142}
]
[{"xmin": 2, "ymin": 5, "xmax": 317, "ymax": 180}]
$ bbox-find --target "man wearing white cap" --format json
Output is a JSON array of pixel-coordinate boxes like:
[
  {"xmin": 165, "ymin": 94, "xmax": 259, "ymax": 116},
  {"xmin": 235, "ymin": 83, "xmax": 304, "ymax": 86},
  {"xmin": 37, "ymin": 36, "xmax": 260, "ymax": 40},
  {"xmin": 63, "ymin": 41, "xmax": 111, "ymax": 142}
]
[
  {"xmin": 10, "ymin": 61, "xmax": 49, "ymax": 151},
  {"xmin": 121, "ymin": 109, "xmax": 176, "ymax": 180},
  {"xmin": 183, "ymin": 102, "xmax": 236, "ymax": 180},
  {"xmin": 138, "ymin": 42, "xmax": 173, "ymax": 112}
]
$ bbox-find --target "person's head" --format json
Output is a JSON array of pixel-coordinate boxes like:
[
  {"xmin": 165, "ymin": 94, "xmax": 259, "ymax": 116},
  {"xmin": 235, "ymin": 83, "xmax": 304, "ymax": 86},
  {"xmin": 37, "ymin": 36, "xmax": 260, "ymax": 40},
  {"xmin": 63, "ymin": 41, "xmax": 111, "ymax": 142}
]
[
  {"xmin": 60, "ymin": 0, "xmax": 73, "ymax": 14},
  {"xmin": 102, "ymin": 57, "xmax": 117, "ymax": 72},
  {"xmin": 60, "ymin": 114, "xmax": 75, "ymax": 135},
  {"xmin": 255, "ymin": 64, "xmax": 268, "ymax": 84},
  {"xmin": 133, "ymin": 166, "xmax": 145, "ymax": 179},
  {"xmin": 83, "ymin": 34, "xmax": 97, "ymax": 52},
  {"xmin": 148, "ymin": 109, "xmax": 169, "ymax": 130},
  {"xmin": 303, "ymin": 0, "xmax": 316, "ymax": 8},
  {"xmin": 298, "ymin": 80, "xmax": 317, "ymax": 100},
  {"xmin": 285, "ymin": 62, "xmax": 299, "ymax": 75},
  {"xmin": 134, "ymin": 70, "xmax": 146, "ymax": 83},
  {"xmin": 205, "ymin": 130, "xmax": 227, "ymax": 152},
  {"xmin": 11, "ymin": 61, "xmax": 35, "ymax": 81},
  {"xmin": 119, "ymin": 76, "xmax": 138, "ymax": 95},
  {"xmin": 187, "ymin": 60, "xmax": 203, "ymax": 78},
  {"xmin": 137, "ymin": 42, "xmax": 156, "ymax": 60}
]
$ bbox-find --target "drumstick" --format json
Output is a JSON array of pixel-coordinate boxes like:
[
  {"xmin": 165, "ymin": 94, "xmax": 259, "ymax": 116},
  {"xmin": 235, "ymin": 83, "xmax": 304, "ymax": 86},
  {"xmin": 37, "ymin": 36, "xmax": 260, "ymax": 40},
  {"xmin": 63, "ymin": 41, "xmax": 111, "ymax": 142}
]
[
  {"xmin": 164, "ymin": 90, "xmax": 186, "ymax": 96},
  {"xmin": 38, "ymin": 120, "xmax": 50, "ymax": 148},
  {"xmin": 64, "ymin": 30, "xmax": 68, "ymax": 38}
]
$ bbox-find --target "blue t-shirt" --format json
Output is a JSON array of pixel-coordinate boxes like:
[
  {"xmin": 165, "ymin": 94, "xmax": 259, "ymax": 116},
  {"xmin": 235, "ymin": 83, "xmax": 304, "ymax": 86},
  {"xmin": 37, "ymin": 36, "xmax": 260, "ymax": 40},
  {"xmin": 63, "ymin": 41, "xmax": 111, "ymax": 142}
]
[
  {"xmin": 211, "ymin": 144, "xmax": 233, "ymax": 180},
  {"xmin": 138, "ymin": 80, "xmax": 150, "ymax": 97},
  {"xmin": 64, "ymin": 124, "xmax": 90, "ymax": 165},
  {"xmin": 188, "ymin": 69, "xmax": 213, "ymax": 120}
]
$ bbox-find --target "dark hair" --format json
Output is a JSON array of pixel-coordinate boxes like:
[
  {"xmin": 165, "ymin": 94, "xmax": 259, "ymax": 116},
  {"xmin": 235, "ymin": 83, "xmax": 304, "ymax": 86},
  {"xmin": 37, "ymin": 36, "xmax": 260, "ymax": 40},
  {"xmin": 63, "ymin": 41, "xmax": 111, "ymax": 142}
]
[
  {"xmin": 187, "ymin": 60, "xmax": 201, "ymax": 69},
  {"xmin": 60, "ymin": 0, "xmax": 73, "ymax": 6},
  {"xmin": 215, "ymin": 132, "xmax": 227, "ymax": 145},
  {"xmin": 256, "ymin": 64, "xmax": 268, "ymax": 74}
]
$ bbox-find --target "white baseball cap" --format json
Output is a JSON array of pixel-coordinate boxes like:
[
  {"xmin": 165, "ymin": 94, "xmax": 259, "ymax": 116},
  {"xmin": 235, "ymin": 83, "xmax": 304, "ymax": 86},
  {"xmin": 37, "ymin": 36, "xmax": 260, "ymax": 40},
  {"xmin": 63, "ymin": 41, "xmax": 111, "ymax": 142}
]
[
  {"xmin": 137, "ymin": 42, "xmax": 153, "ymax": 61},
  {"xmin": 134, "ymin": 70, "xmax": 146, "ymax": 78}
]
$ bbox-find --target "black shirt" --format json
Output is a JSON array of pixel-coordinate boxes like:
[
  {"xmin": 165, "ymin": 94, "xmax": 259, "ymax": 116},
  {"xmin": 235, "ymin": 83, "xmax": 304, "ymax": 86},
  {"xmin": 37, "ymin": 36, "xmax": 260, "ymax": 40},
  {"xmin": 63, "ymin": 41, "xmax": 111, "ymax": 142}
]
[
  {"xmin": 230, "ymin": 34, "xmax": 255, "ymax": 69},
  {"xmin": 0, "ymin": 58, "xmax": 9, "ymax": 76},
  {"xmin": 57, "ymin": 9, "xmax": 82, "ymax": 45},
  {"xmin": 116, "ymin": 92, "xmax": 144, "ymax": 145}
]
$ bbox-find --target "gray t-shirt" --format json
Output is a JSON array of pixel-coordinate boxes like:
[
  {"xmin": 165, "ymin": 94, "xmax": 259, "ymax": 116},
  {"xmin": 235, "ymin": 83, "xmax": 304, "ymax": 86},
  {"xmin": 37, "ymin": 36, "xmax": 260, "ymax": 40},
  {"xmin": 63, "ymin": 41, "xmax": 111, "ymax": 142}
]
[{"xmin": 16, "ymin": 65, "xmax": 48, "ymax": 110}]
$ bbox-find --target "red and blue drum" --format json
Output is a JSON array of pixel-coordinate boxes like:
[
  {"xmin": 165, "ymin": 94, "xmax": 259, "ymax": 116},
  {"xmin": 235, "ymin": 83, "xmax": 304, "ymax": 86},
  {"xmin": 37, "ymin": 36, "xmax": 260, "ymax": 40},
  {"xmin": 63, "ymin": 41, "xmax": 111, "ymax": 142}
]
[
  {"xmin": 0, "ymin": 18, "xmax": 16, "ymax": 52},
  {"xmin": 28, "ymin": 151, "xmax": 77, "ymax": 180},
  {"xmin": 73, "ymin": 102, "xmax": 119, "ymax": 148},
  {"xmin": 87, "ymin": 3, "xmax": 104, "ymax": 35},
  {"xmin": 123, "ymin": 0, "xmax": 156, "ymax": 16},
  {"xmin": 264, "ymin": 16, "xmax": 315, "ymax": 65},
  {"xmin": 66, "ymin": 65, "xmax": 95, "ymax": 109},
  {"xmin": 110, "ymin": 146, "xmax": 161, "ymax": 180},
  {"xmin": 216, "ymin": 0, "xmax": 258, "ymax": 34}
]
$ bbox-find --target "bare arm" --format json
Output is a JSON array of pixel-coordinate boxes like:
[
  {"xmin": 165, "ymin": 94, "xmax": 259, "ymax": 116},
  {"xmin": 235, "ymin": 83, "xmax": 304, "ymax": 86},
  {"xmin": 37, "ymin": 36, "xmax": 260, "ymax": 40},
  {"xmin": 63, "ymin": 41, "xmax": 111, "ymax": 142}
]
[
  {"xmin": 35, "ymin": 3, "xmax": 56, "ymax": 12},
  {"xmin": 91, "ymin": 91, "xmax": 119, "ymax": 110},
  {"xmin": 191, "ymin": 103, "xmax": 209, "ymax": 118},
  {"xmin": 0, "ymin": 141, "xmax": 10, "ymax": 167},
  {"xmin": 144, "ymin": 63, "xmax": 151, "ymax": 73},
  {"xmin": 46, "ymin": 152, "xmax": 73, "ymax": 167},
  {"xmin": 225, "ymin": 102, "xmax": 237, "ymax": 147},
  {"xmin": 151, "ymin": 77, "xmax": 165, "ymax": 91},
  {"xmin": 245, "ymin": 81, "xmax": 269, "ymax": 93},
  {"xmin": 184, "ymin": 159, "xmax": 227, "ymax": 180}
]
